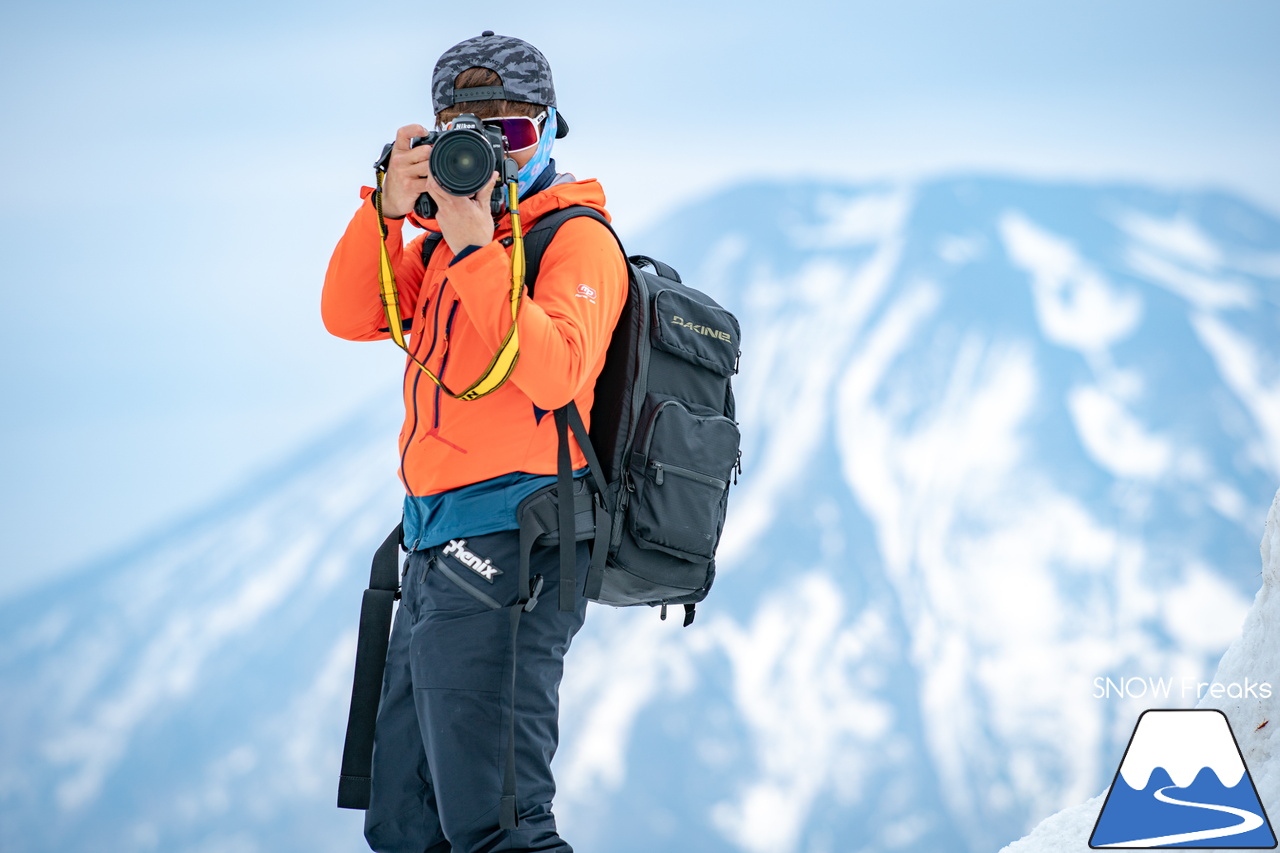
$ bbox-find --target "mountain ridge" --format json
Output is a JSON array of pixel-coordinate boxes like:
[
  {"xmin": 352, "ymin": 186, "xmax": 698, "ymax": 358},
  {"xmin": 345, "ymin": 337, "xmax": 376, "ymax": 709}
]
[{"xmin": 3, "ymin": 174, "xmax": 1278, "ymax": 853}]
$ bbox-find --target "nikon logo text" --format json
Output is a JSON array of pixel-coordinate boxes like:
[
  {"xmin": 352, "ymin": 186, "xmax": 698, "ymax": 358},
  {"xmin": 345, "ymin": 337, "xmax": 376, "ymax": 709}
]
[
  {"xmin": 671, "ymin": 315, "xmax": 732, "ymax": 343},
  {"xmin": 442, "ymin": 538, "xmax": 503, "ymax": 583}
]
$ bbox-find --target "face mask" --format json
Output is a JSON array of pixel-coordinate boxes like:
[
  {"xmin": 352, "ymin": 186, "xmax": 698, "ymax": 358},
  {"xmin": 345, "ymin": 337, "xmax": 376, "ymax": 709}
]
[{"xmin": 516, "ymin": 106, "xmax": 557, "ymax": 199}]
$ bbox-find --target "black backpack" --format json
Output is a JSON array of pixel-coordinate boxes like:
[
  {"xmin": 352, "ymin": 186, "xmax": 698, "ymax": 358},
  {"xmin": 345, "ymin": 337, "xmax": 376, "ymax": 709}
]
[{"xmin": 513, "ymin": 206, "xmax": 742, "ymax": 626}]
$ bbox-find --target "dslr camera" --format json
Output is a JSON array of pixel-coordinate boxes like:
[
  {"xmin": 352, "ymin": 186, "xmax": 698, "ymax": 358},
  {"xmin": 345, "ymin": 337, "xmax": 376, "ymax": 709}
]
[{"xmin": 389, "ymin": 114, "xmax": 518, "ymax": 220}]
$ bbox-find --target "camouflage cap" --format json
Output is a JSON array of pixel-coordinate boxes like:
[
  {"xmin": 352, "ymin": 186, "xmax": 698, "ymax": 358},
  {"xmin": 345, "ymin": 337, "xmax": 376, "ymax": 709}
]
[{"xmin": 432, "ymin": 31, "xmax": 569, "ymax": 138}]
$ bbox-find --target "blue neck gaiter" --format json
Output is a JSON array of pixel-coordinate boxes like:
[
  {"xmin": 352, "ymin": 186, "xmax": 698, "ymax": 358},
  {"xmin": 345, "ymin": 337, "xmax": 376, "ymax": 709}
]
[{"xmin": 516, "ymin": 107, "xmax": 557, "ymax": 199}]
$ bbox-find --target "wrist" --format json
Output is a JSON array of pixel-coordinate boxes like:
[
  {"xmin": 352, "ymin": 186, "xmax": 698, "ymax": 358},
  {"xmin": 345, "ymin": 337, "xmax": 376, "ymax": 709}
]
[
  {"xmin": 379, "ymin": 190, "xmax": 410, "ymax": 220},
  {"xmin": 373, "ymin": 196, "xmax": 407, "ymax": 238}
]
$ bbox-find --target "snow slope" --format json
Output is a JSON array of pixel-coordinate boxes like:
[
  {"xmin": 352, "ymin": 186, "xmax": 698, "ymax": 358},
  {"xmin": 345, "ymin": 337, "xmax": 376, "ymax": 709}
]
[{"xmin": 2, "ymin": 176, "xmax": 1278, "ymax": 853}]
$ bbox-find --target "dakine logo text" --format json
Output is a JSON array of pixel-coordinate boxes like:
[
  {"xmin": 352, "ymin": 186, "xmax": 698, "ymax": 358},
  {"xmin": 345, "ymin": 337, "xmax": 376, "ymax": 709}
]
[
  {"xmin": 671, "ymin": 315, "xmax": 732, "ymax": 343},
  {"xmin": 442, "ymin": 539, "xmax": 503, "ymax": 583}
]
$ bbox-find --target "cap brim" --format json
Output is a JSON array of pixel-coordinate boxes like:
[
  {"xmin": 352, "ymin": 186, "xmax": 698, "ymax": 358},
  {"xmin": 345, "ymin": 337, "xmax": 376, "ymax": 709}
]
[{"xmin": 555, "ymin": 112, "xmax": 569, "ymax": 138}]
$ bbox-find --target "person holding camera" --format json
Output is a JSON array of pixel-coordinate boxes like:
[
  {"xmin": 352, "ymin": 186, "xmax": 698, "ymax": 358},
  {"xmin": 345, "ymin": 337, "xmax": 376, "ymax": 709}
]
[{"xmin": 321, "ymin": 31, "xmax": 626, "ymax": 853}]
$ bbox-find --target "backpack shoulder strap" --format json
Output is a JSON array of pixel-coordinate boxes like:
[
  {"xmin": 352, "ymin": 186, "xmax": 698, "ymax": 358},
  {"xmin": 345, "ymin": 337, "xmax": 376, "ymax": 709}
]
[
  {"xmin": 520, "ymin": 206, "xmax": 622, "ymax": 615},
  {"xmin": 420, "ymin": 231, "xmax": 445, "ymax": 268},
  {"xmin": 521, "ymin": 206, "xmax": 619, "ymax": 298}
]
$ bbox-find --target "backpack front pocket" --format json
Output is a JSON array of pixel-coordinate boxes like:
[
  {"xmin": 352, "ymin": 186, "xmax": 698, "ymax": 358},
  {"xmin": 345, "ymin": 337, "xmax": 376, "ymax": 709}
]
[{"xmin": 629, "ymin": 399, "xmax": 740, "ymax": 560}]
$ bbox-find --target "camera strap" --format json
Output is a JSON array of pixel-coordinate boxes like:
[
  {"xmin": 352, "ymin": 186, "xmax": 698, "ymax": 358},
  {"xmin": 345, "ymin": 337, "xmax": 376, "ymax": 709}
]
[{"xmin": 371, "ymin": 166, "xmax": 527, "ymax": 402}]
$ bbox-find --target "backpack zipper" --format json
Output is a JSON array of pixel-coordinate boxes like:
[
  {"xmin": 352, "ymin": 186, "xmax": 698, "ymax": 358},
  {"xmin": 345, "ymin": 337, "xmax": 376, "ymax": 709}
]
[
  {"xmin": 637, "ymin": 399, "xmax": 680, "ymax": 457},
  {"xmin": 620, "ymin": 273, "xmax": 650, "ymax": 466},
  {"xmin": 649, "ymin": 460, "xmax": 727, "ymax": 489}
]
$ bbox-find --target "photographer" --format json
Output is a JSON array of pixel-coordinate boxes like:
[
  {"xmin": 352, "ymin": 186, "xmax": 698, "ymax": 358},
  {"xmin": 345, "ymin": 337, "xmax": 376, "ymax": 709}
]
[{"xmin": 321, "ymin": 31, "xmax": 625, "ymax": 853}]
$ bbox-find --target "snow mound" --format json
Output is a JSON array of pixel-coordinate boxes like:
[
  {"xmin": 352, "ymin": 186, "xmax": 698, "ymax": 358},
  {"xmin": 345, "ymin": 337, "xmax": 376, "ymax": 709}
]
[{"xmin": 1001, "ymin": 487, "xmax": 1280, "ymax": 852}]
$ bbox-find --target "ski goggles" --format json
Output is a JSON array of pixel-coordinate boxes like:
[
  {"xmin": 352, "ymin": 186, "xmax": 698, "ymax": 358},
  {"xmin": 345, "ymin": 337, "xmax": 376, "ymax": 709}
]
[{"xmin": 474, "ymin": 111, "xmax": 547, "ymax": 153}]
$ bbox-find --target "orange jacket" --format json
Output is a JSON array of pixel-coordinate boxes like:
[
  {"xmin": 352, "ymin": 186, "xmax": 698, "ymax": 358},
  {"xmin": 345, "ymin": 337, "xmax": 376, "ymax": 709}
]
[{"xmin": 322, "ymin": 179, "xmax": 627, "ymax": 497}]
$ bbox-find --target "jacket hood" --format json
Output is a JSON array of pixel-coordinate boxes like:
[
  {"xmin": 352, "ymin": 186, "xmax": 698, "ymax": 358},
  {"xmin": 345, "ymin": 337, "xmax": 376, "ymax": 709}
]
[{"xmin": 407, "ymin": 176, "xmax": 609, "ymax": 235}]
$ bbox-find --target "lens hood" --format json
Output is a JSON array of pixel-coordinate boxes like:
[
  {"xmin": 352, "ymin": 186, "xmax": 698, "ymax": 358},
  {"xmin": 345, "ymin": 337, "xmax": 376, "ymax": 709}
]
[{"xmin": 430, "ymin": 128, "xmax": 497, "ymax": 197}]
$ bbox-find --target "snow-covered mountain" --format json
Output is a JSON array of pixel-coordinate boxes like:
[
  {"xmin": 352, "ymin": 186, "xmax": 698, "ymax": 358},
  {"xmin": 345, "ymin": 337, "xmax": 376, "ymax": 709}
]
[{"xmin": 2, "ymin": 175, "xmax": 1278, "ymax": 853}]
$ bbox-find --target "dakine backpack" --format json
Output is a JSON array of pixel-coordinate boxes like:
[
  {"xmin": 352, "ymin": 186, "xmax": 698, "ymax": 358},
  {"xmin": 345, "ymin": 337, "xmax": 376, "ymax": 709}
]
[{"xmin": 508, "ymin": 205, "xmax": 744, "ymax": 626}]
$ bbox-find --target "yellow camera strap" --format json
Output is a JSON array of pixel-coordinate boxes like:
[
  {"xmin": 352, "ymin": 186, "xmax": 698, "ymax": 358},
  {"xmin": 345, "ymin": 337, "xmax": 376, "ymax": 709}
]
[{"xmin": 373, "ymin": 168, "xmax": 526, "ymax": 402}]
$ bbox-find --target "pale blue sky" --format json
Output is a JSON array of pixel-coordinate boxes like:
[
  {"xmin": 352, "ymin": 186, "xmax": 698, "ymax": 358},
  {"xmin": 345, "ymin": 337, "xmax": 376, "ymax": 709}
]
[{"xmin": 1, "ymin": 0, "xmax": 1277, "ymax": 596}]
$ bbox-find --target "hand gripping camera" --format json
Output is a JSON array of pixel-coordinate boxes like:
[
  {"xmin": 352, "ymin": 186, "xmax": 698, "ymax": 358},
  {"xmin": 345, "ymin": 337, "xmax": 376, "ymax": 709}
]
[{"xmin": 407, "ymin": 114, "xmax": 518, "ymax": 220}]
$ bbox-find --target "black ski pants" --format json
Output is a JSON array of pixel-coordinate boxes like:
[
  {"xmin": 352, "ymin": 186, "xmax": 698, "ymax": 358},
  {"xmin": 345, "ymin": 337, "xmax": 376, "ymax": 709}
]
[{"xmin": 363, "ymin": 529, "xmax": 588, "ymax": 853}]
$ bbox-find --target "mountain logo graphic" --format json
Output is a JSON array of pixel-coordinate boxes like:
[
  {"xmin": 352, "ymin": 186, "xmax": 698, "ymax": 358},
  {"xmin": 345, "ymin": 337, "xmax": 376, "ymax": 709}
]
[{"xmin": 1090, "ymin": 709, "xmax": 1276, "ymax": 848}]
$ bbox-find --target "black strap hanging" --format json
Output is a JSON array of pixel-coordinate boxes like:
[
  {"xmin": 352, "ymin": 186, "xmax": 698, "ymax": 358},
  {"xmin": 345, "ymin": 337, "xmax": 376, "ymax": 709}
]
[
  {"xmin": 337, "ymin": 523, "xmax": 404, "ymax": 810},
  {"xmin": 500, "ymin": 497, "xmax": 554, "ymax": 830},
  {"xmin": 553, "ymin": 408, "xmax": 578, "ymax": 612}
]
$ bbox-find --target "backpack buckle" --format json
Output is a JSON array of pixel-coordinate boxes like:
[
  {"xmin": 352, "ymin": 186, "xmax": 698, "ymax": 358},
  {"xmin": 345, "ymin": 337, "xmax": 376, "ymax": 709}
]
[{"xmin": 523, "ymin": 574, "xmax": 545, "ymax": 612}]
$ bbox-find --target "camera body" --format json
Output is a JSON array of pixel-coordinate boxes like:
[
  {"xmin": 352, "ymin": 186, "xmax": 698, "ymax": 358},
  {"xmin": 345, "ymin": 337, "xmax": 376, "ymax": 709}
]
[{"xmin": 410, "ymin": 114, "xmax": 515, "ymax": 220}]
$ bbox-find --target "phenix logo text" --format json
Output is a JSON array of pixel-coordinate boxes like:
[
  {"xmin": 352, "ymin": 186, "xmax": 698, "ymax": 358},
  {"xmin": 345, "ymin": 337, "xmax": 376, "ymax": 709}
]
[
  {"xmin": 442, "ymin": 538, "xmax": 503, "ymax": 582},
  {"xmin": 671, "ymin": 315, "xmax": 732, "ymax": 343},
  {"xmin": 1093, "ymin": 676, "xmax": 1273, "ymax": 700}
]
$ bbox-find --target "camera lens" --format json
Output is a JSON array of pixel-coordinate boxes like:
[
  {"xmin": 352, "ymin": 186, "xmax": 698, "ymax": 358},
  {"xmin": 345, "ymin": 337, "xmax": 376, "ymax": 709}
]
[{"xmin": 430, "ymin": 130, "xmax": 496, "ymax": 197}]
